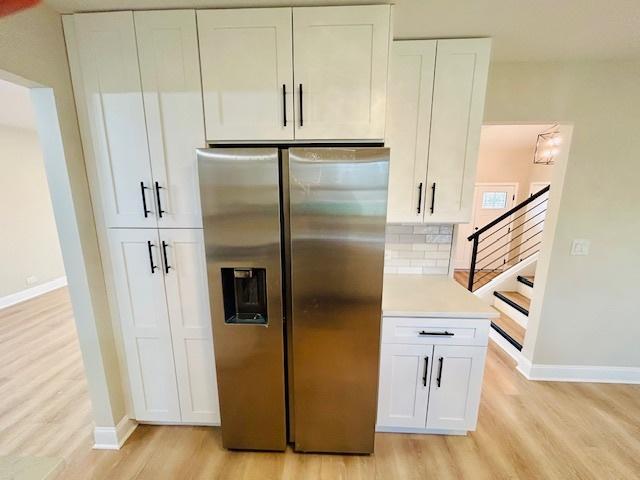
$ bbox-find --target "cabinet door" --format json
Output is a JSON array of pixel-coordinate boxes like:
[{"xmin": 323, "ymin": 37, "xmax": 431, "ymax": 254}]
[
  {"xmin": 197, "ymin": 8, "xmax": 294, "ymax": 141},
  {"xmin": 385, "ymin": 41, "xmax": 436, "ymax": 223},
  {"xmin": 108, "ymin": 229, "xmax": 180, "ymax": 422},
  {"xmin": 426, "ymin": 345, "xmax": 486, "ymax": 431},
  {"xmin": 424, "ymin": 39, "xmax": 491, "ymax": 223},
  {"xmin": 377, "ymin": 344, "xmax": 433, "ymax": 428},
  {"xmin": 292, "ymin": 5, "xmax": 390, "ymax": 140},
  {"xmin": 73, "ymin": 12, "xmax": 156, "ymax": 228},
  {"xmin": 161, "ymin": 229, "xmax": 220, "ymax": 424},
  {"xmin": 135, "ymin": 10, "xmax": 205, "ymax": 228}
]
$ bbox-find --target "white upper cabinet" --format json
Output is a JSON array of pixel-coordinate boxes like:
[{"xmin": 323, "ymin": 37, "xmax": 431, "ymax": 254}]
[
  {"xmin": 162, "ymin": 229, "xmax": 220, "ymax": 424},
  {"xmin": 292, "ymin": 5, "xmax": 391, "ymax": 140},
  {"xmin": 425, "ymin": 39, "xmax": 491, "ymax": 223},
  {"xmin": 386, "ymin": 41, "xmax": 436, "ymax": 223},
  {"xmin": 197, "ymin": 8, "xmax": 294, "ymax": 141},
  {"xmin": 135, "ymin": 10, "xmax": 205, "ymax": 228},
  {"xmin": 72, "ymin": 12, "xmax": 156, "ymax": 228},
  {"xmin": 386, "ymin": 38, "xmax": 491, "ymax": 224},
  {"xmin": 108, "ymin": 228, "xmax": 181, "ymax": 422}
]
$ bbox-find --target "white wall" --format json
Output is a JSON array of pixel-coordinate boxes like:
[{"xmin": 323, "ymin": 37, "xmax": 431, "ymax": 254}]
[
  {"xmin": 0, "ymin": 125, "xmax": 65, "ymax": 297},
  {"xmin": 0, "ymin": 4, "xmax": 127, "ymax": 432},
  {"xmin": 485, "ymin": 60, "xmax": 640, "ymax": 369}
]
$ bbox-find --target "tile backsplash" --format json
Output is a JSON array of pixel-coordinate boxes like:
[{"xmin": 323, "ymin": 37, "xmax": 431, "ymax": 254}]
[{"xmin": 384, "ymin": 224, "xmax": 454, "ymax": 275}]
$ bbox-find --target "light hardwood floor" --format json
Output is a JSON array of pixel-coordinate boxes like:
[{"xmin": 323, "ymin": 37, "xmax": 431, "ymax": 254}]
[
  {"xmin": 2, "ymin": 288, "xmax": 640, "ymax": 479},
  {"xmin": 0, "ymin": 288, "xmax": 93, "ymax": 463}
]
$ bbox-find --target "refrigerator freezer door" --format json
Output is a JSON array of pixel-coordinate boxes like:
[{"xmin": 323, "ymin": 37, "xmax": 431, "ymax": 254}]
[
  {"xmin": 198, "ymin": 148, "xmax": 286, "ymax": 451},
  {"xmin": 288, "ymin": 147, "xmax": 389, "ymax": 453}
]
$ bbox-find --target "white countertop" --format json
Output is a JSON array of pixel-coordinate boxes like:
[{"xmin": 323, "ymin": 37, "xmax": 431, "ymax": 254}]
[{"xmin": 382, "ymin": 274, "xmax": 498, "ymax": 319}]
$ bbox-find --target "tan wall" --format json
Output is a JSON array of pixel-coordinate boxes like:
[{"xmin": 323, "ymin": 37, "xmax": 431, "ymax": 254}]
[
  {"xmin": 485, "ymin": 60, "xmax": 640, "ymax": 368},
  {"xmin": 476, "ymin": 128, "xmax": 554, "ymax": 204},
  {"xmin": 0, "ymin": 125, "xmax": 65, "ymax": 297},
  {"xmin": 0, "ymin": 5, "xmax": 126, "ymax": 426}
]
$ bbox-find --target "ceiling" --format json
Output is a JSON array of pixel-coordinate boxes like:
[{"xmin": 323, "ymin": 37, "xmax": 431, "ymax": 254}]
[
  {"xmin": 480, "ymin": 124, "xmax": 554, "ymax": 152},
  {"xmin": 41, "ymin": 0, "xmax": 640, "ymax": 61},
  {"xmin": 0, "ymin": 78, "xmax": 37, "ymax": 130}
]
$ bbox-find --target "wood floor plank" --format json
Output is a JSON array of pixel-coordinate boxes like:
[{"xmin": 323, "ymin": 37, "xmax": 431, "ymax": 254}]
[{"xmin": 2, "ymin": 287, "xmax": 640, "ymax": 479}]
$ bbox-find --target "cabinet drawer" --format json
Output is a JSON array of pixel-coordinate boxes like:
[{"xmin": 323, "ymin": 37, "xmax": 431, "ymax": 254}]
[{"xmin": 382, "ymin": 316, "xmax": 489, "ymax": 346}]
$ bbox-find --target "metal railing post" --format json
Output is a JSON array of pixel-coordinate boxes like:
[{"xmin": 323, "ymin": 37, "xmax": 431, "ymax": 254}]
[{"xmin": 468, "ymin": 235, "xmax": 479, "ymax": 291}]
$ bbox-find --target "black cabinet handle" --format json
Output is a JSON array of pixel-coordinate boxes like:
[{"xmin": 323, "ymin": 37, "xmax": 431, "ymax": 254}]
[
  {"xmin": 147, "ymin": 241, "xmax": 157, "ymax": 274},
  {"xmin": 282, "ymin": 84, "xmax": 287, "ymax": 127},
  {"xmin": 430, "ymin": 182, "xmax": 437, "ymax": 214},
  {"xmin": 299, "ymin": 84, "xmax": 303, "ymax": 127},
  {"xmin": 140, "ymin": 182, "xmax": 151, "ymax": 218},
  {"xmin": 436, "ymin": 357, "xmax": 444, "ymax": 387},
  {"xmin": 154, "ymin": 181, "xmax": 165, "ymax": 218},
  {"xmin": 417, "ymin": 182, "xmax": 423, "ymax": 214},
  {"xmin": 161, "ymin": 240, "xmax": 172, "ymax": 274},
  {"xmin": 418, "ymin": 330, "xmax": 454, "ymax": 337},
  {"xmin": 422, "ymin": 356, "xmax": 429, "ymax": 387}
]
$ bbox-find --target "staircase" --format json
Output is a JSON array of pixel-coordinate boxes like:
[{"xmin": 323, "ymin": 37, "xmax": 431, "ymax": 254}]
[
  {"xmin": 491, "ymin": 275, "xmax": 534, "ymax": 351},
  {"xmin": 464, "ymin": 185, "xmax": 550, "ymax": 352}
]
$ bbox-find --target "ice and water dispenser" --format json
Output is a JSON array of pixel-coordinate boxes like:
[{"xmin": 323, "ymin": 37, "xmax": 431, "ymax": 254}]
[{"xmin": 221, "ymin": 268, "xmax": 268, "ymax": 325}]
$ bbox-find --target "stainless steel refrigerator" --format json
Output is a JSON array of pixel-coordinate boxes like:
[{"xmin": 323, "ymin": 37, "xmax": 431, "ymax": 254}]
[{"xmin": 198, "ymin": 146, "xmax": 389, "ymax": 454}]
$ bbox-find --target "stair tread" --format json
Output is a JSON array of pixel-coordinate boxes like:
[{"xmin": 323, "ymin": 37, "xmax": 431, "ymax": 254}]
[
  {"xmin": 495, "ymin": 291, "xmax": 531, "ymax": 313},
  {"xmin": 491, "ymin": 307, "xmax": 525, "ymax": 346}
]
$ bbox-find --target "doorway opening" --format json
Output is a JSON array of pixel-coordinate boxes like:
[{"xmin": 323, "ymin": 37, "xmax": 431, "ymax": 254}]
[
  {"xmin": 0, "ymin": 77, "xmax": 92, "ymax": 473},
  {"xmin": 453, "ymin": 124, "xmax": 561, "ymax": 352}
]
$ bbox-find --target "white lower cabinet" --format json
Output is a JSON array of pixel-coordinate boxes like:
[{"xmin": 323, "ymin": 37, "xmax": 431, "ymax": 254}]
[
  {"xmin": 426, "ymin": 345, "xmax": 486, "ymax": 431},
  {"xmin": 109, "ymin": 228, "xmax": 219, "ymax": 424},
  {"xmin": 377, "ymin": 317, "xmax": 489, "ymax": 434},
  {"xmin": 377, "ymin": 344, "xmax": 432, "ymax": 428}
]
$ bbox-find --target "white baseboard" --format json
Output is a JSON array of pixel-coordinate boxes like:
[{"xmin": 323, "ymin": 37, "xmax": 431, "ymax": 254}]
[
  {"xmin": 0, "ymin": 276, "xmax": 67, "ymax": 309},
  {"xmin": 517, "ymin": 357, "xmax": 640, "ymax": 384},
  {"xmin": 376, "ymin": 426, "xmax": 467, "ymax": 435},
  {"xmin": 138, "ymin": 420, "xmax": 221, "ymax": 427},
  {"xmin": 93, "ymin": 416, "xmax": 138, "ymax": 450}
]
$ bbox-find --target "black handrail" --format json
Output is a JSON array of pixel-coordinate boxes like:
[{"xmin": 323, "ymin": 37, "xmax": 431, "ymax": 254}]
[
  {"xmin": 466, "ymin": 185, "xmax": 550, "ymax": 292},
  {"xmin": 467, "ymin": 185, "xmax": 550, "ymax": 241}
]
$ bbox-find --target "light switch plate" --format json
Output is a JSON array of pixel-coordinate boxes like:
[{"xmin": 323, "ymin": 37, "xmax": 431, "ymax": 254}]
[{"xmin": 570, "ymin": 239, "xmax": 590, "ymax": 256}]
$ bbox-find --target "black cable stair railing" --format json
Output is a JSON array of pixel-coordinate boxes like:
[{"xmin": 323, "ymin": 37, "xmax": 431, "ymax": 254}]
[{"xmin": 466, "ymin": 185, "xmax": 550, "ymax": 292}]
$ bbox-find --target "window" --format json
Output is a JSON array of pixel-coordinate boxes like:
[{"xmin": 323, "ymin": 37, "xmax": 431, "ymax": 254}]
[{"xmin": 481, "ymin": 191, "xmax": 508, "ymax": 209}]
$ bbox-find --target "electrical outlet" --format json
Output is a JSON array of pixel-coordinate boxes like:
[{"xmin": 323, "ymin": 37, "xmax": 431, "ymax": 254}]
[
  {"xmin": 26, "ymin": 276, "xmax": 38, "ymax": 286},
  {"xmin": 570, "ymin": 239, "xmax": 590, "ymax": 256}
]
